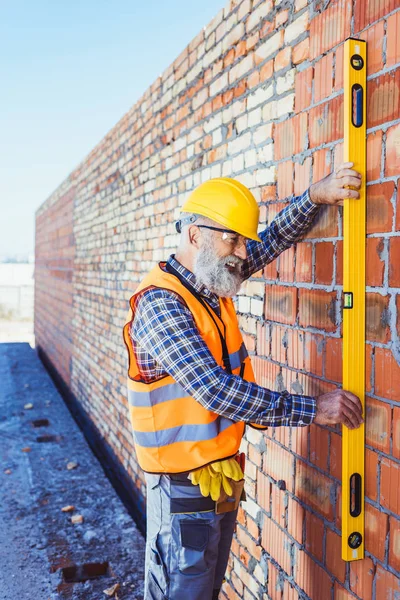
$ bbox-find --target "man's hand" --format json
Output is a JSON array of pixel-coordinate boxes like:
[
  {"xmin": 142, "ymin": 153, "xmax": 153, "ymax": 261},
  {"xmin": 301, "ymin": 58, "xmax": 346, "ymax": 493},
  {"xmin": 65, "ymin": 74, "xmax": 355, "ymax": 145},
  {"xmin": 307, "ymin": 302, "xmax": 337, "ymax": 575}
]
[
  {"xmin": 314, "ymin": 389, "xmax": 363, "ymax": 429},
  {"xmin": 309, "ymin": 162, "xmax": 362, "ymax": 206}
]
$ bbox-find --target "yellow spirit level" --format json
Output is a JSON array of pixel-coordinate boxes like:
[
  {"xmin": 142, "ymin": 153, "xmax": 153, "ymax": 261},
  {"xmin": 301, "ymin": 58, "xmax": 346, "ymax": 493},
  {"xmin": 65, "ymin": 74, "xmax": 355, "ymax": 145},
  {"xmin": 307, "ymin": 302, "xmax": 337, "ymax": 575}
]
[{"xmin": 342, "ymin": 37, "xmax": 367, "ymax": 561}]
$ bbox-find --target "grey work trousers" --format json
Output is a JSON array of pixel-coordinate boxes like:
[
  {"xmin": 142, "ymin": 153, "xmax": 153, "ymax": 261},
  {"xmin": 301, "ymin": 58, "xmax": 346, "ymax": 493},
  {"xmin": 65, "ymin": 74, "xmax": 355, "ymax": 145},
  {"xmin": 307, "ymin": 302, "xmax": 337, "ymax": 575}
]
[{"xmin": 144, "ymin": 472, "xmax": 238, "ymax": 600}]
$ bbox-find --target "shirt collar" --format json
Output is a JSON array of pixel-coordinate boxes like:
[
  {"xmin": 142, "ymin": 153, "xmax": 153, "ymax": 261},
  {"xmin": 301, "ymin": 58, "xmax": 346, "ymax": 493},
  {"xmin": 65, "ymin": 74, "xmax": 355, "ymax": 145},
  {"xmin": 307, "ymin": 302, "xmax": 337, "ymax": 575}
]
[{"xmin": 166, "ymin": 254, "xmax": 219, "ymax": 303}]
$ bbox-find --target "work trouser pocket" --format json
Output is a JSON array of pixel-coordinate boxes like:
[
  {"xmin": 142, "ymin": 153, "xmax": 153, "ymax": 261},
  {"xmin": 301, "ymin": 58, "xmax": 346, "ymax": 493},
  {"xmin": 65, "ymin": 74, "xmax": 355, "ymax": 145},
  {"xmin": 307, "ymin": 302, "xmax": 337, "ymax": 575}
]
[
  {"xmin": 178, "ymin": 519, "xmax": 212, "ymax": 575},
  {"xmin": 147, "ymin": 533, "xmax": 169, "ymax": 599}
]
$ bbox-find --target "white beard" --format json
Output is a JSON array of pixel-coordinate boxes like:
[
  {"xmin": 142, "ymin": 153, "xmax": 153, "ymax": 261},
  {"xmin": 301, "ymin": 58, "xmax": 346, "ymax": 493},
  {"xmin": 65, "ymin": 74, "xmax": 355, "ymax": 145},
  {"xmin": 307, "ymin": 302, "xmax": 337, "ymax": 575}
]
[{"xmin": 193, "ymin": 238, "xmax": 244, "ymax": 298}]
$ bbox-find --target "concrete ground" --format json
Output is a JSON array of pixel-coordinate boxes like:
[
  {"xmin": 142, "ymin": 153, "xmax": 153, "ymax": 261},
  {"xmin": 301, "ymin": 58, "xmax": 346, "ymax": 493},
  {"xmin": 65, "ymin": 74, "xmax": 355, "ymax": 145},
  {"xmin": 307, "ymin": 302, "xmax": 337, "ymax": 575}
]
[
  {"xmin": 0, "ymin": 318, "xmax": 35, "ymax": 346},
  {"xmin": 0, "ymin": 342, "xmax": 145, "ymax": 600}
]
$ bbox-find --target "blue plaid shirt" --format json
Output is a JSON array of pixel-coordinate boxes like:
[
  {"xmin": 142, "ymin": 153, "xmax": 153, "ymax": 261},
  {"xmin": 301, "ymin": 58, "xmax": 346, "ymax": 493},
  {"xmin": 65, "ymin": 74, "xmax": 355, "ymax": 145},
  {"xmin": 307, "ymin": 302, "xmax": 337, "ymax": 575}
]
[{"xmin": 129, "ymin": 190, "xmax": 319, "ymax": 427}]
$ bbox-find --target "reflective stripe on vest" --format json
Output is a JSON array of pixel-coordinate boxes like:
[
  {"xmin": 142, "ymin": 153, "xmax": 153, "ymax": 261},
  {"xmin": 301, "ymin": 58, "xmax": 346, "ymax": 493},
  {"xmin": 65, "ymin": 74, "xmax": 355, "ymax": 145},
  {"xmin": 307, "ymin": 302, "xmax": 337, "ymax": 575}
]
[
  {"xmin": 229, "ymin": 342, "xmax": 248, "ymax": 371},
  {"xmin": 132, "ymin": 417, "xmax": 235, "ymax": 448}
]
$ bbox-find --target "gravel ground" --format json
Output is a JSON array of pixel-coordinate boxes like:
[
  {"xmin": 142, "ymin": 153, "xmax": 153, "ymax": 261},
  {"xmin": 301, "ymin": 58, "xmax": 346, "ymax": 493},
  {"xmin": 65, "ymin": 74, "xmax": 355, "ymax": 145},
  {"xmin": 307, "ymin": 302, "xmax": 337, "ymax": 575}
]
[{"xmin": 0, "ymin": 342, "xmax": 145, "ymax": 600}]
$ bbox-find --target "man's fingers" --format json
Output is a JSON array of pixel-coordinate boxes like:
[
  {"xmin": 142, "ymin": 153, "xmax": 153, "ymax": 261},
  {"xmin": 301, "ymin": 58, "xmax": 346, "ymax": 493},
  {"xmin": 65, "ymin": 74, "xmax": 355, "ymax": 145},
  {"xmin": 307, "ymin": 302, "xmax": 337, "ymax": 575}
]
[
  {"xmin": 342, "ymin": 390, "xmax": 363, "ymax": 412},
  {"xmin": 341, "ymin": 405, "xmax": 362, "ymax": 429},
  {"xmin": 335, "ymin": 168, "xmax": 361, "ymax": 180},
  {"xmin": 340, "ymin": 176, "xmax": 362, "ymax": 188},
  {"xmin": 337, "ymin": 162, "xmax": 354, "ymax": 170},
  {"xmin": 341, "ymin": 401, "xmax": 364, "ymax": 427},
  {"xmin": 339, "ymin": 188, "xmax": 360, "ymax": 199}
]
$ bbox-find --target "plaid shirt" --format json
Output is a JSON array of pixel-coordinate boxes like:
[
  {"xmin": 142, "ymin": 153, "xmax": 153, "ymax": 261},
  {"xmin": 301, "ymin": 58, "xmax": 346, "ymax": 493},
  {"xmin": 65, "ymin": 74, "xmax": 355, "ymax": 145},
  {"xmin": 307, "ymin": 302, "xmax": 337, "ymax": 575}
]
[{"xmin": 129, "ymin": 189, "xmax": 319, "ymax": 427}]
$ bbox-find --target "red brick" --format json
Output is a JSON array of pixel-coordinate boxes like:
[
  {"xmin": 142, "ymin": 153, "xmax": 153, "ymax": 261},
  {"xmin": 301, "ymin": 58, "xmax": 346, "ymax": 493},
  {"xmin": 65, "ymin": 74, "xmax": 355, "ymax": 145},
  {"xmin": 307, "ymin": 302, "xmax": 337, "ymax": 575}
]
[
  {"xmin": 295, "ymin": 243, "xmax": 313, "ymax": 283},
  {"xmin": 381, "ymin": 456, "xmax": 400, "ymax": 513},
  {"xmin": 256, "ymin": 468, "xmax": 271, "ymax": 513},
  {"xmin": 242, "ymin": 332, "xmax": 255, "ymax": 353},
  {"xmin": 299, "ymin": 289, "xmax": 337, "ymax": 332},
  {"xmin": 274, "ymin": 46, "xmax": 291, "ymax": 72},
  {"xmin": 366, "ymin": 130, "xmax": 382, "ymax": 181},
  {"xmin": 375, "ymin": 565, "xmax": 400, "ymax": 600},
  {"xmin": 264, "ymin": 439, "xmax": 294, "ymax": 492},
  {"xmin": 365, "ymin": 396, "xmax": 391, "ymax": 453},
  {"xmin": 236, "ymin": 526, "xmax": 262, "ymax": 561},
  {"xmin": 315, "ymin": 242, "xmax": 334, "ymax": 285},
  {"xmin": 265, "ymin": 284, "xmax": 298, "ymax": 325},
  {"xmin": 366, "ymin": 344, "xmax": 373, "ymax": 394},
  {"xmin": 365, "ymin": 292, "xmax": 390, "ymax": 344},
  {"xmin": 354, "ymin": 0, "xmax": 398, "ymax": 31},
  {"xmin": 334, "ymin": 44, "xmax": 344, "ymax": 92},
  {"xmin": 333, "ymin": 583, "xmax": 355, "ymax": 600},
  {"xmin": 267, "ymin": 561, "xmax": 281, "ymax": 600},
  {"xmin": 394, "ymin": 406, "xmax": 400, "ymax": 460},
  {"xmin": 286, "ymin": 330, "xmax": 324, "ymax": 376},
  {"xmin": 365, "ymin": 21, "xmax": 385, "ymax": 75},
  {"xmin": 282, "ymin": 580, "xmax": 299, "ymax": 600},
  {"xmin": 309, "ymin": 0, "xmax": 351, "ymax": 59},
  {"xmin": 277, "ymin": 161, "xmax": 294, "ymax": 199},
  {"xmin": 398, "ymin": 295, "xmax": 400, "ymax": 337},
  {"xmin": 366, "ymin": 237, "xmax": 385, "ymax": 287},
  {"xmin": 279, "ymin": 246, "xmax": 295, "ymax": 283},
  {"xmin": 386, "ymin": 10, "xmax": 400, "ymax": 67},
  {"xmin": 312, "ymin": 148, "xmax": 331, "ymax": 183},
  {"xmin": 349, "ymin": 557, "xmax": 375, "ymax": 600},
  {"xmin": 287, "ymin": 497, "xmax": 304, "ymax": 543},
  {"xmin": 309, "ymin": 425, "xmax": 329, "ymax": 471},
  {"xmin": 365, "ymin": 502, "xmax": 389, "ymax": 562},
  {"xmin": 293, "ymin": 38, "xmax": 309, "ymax": 65},
  {"xmin": 256, "ymin": 322, "xmax": 270, "ymax": 358},
  {"xmin": 336, "ymin": 240, "xmax": 343, "ymax": 285},
  {"xmin": 247, "ymin": 70, "xmax": 260, "ymax": 90},
  {"xmin": 295, "ymin": 67, "xmax": 312, "ymax": 113},
  {"xmin": 291, "ymin": 424, "xmax": 309, "ymax": 458},
  {"xmin": 368, "ymin": 70, "xmax": 400, "ymax": 128},
  {"xmin": 261, "ymin": 517, "xmax": 291, "ymax": 574},
  {"xmin": 389, "ymin": 516, "xmax": 400, "ymax": 572},
  {"xmin": 270, "ymin": 485, "xmax": 286, "ymax": 527},
  {"xmin": 260, "ymin": 59, "xmax": 274, "ymax": 83},
  {"xmin": 365, "ymin": 448, "xmax": 379, "ymax": 502},
  {"xmin": 294, "ymin": 157, "xmax": 311, "ymax": 196},
  {"xmin": 305, "ymin": 510, "xmax": 324, "ymax": 561},
  {"xmin": 325, "ymin": 337, "xmax": 342, "ymax": 383},
  {"xmin": 271, "ymin": 325, "xmax": 287, "ymax": 364},
  {"xmin": 294, "ymin": 548, "xmax": 333, "ymax": 599},
  {"xmin": 366, "ymin": 181, "xmax": 395, "ymax": 234},
  {"xmin": 375, "ymin": 347, "xmax": 400, "ymax": 401},
  {"xmin": 309, "ymin": 97, "xmax": 344, "ymax": 148},
  {"xmin": 330, "ymin": 432, "xmax": 342, "ymax": 480},
  {"xmin": 386, "ymin": 122, "xmax": 400, "ymax": 178},
  {"xmin": 325, "ymin": 528, "xmax": 345, "ymax": 582},
  {"xmin": 295, "ymin": 460, "xmax": 335, "ymax": 519},
  {"xmin": 252, "ymin": 356, "xmax": 280, "ymax": 390},
  {"xmin": 314, "ymin": 53, "xmax": 334, "ymax": 102}
]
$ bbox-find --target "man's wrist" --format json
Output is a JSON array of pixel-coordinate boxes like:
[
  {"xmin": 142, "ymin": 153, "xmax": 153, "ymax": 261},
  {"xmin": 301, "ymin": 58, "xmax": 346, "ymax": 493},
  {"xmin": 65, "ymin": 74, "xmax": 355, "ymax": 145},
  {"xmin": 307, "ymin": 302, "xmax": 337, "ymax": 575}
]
[{"xmin": 309, "ymin": 182, "xmax": 320, "ymax": 205}]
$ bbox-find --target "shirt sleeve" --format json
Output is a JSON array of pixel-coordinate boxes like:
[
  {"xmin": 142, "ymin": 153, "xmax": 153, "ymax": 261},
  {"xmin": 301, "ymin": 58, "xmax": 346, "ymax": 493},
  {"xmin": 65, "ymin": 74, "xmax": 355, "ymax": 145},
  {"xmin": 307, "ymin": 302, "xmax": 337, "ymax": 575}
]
[
  {"xmin": 242, "ymin": 188, "xmax": 321, "ymax": 280},
  {"xmin": 130, "ymin": 288, "xmax": 316, "ymax": 427}
]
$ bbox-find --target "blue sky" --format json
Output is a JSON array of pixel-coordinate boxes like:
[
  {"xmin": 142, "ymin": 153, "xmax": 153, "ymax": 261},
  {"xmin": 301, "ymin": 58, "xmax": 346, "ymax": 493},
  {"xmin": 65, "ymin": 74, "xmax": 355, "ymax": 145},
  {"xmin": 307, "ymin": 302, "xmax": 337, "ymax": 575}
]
[{"xmin": 0, "ymin": 0, "xmax": 224, "ymax": 258}]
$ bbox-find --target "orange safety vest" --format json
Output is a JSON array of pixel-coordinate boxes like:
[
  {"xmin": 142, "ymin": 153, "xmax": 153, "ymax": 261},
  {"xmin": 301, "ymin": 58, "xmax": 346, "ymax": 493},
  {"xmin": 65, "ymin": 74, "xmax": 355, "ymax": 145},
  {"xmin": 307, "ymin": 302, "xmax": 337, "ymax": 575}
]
[{"xmin": 123, "ymin": 261, "xmax": 266, "ymax": 474}]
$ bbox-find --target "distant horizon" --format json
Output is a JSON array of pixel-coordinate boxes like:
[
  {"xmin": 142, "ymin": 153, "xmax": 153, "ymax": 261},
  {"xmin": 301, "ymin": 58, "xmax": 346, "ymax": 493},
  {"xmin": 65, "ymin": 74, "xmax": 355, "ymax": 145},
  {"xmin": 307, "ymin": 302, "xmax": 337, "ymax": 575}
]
[{"xmin": 0, "ymin": 0, "xmax": 224, "ymax": 257}]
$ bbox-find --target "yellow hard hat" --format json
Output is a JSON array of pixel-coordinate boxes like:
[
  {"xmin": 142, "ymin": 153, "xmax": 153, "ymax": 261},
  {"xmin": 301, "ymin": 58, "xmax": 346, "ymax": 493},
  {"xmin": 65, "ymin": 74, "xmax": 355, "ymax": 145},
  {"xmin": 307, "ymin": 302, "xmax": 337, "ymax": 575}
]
[{"xmin": 180, "ymin": 177, "xmax": 261, "ymax": 242}]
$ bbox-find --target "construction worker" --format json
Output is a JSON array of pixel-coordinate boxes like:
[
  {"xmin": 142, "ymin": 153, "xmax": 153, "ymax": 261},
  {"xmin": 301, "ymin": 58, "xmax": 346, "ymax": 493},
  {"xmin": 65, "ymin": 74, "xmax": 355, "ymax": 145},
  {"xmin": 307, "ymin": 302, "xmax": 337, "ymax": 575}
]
[{"xmin": 123, "ymin": 163, "xmax": 363, "ymax": 600}]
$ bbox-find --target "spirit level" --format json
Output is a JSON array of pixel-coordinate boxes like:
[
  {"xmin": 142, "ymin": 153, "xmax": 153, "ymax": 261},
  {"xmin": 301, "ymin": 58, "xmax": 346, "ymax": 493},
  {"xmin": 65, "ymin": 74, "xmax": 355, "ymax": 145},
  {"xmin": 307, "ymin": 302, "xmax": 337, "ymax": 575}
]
[{"xmin": 342, "ymin": 37, "xmax": 367, "ymax": 562}]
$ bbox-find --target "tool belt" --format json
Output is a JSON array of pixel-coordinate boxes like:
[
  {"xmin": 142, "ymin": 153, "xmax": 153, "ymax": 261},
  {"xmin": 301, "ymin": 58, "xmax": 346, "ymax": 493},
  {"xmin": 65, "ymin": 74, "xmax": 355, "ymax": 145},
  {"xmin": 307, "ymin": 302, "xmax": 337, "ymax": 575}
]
[{"xmin": 215, "ymin": 478, "xmax": 246, "ymax": 514}]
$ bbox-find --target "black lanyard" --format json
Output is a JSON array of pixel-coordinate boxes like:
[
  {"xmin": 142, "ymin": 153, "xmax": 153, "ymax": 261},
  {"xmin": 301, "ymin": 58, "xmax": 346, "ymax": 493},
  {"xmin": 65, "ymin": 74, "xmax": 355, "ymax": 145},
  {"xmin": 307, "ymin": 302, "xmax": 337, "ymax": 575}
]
[{"xmin": 164, "ymin": 261, "xmax": 232, "ymax": 374}]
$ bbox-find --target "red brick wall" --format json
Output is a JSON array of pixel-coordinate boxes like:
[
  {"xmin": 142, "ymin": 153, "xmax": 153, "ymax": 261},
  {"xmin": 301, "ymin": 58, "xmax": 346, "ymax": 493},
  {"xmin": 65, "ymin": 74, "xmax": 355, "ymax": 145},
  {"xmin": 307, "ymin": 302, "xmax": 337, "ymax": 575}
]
[{"xmin": 35, "ymin": 1, "xmax": 400, "ymax": 598}]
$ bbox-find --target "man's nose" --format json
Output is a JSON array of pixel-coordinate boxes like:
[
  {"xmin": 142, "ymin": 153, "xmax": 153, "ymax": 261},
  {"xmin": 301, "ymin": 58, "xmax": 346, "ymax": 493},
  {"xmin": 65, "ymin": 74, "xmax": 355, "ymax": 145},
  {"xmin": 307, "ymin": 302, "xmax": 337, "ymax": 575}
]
[{"xmin": 233, "ymin": 242, "xmax": 247, "ymax": 261}]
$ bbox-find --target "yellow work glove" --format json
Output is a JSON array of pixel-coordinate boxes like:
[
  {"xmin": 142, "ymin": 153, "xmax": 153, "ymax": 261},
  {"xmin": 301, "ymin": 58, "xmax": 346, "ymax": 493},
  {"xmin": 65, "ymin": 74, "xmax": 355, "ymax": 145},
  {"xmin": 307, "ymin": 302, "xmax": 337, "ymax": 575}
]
[{"xmin": 188, "ymin": 458, "xmax": 244, "ymax": 501}]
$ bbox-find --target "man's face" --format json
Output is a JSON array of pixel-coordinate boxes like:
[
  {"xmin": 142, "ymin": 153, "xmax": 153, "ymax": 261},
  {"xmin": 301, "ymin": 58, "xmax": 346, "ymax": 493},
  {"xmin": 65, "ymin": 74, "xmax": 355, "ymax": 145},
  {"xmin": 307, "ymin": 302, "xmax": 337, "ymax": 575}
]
[{"xmin": 193, "ymin": 228, "xmax": 247, "ymax": 297}]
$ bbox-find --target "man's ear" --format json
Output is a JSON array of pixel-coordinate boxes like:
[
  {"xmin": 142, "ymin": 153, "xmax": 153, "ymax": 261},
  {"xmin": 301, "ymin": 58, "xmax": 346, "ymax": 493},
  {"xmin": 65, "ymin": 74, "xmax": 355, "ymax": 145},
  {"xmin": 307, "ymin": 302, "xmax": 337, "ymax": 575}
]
[{"xmin": 188, "ymin": 225, "xmax": 201, "ymax": 248}]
